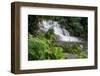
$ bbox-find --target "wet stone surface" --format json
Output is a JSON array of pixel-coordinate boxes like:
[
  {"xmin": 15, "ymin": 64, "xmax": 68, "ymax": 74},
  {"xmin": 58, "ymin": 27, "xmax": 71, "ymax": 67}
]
[{"xmin": 64, "ymin": 53, "xmax": 76, "ymax": 59}]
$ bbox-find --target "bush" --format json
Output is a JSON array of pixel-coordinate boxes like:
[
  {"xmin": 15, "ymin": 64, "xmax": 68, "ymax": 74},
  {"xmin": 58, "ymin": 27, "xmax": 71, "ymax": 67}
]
[
  {"xmin": 28, "ymin": 37, "xmax": 49, "ymax": 60},
  {"xmin": 63, "ymin": 43, "xmax": 81, "ymax": 54},
  {"xmin": 62, "ymin": 43, "xmax": 87, "ymax": 58},
  {"xmin": 45, "ymin": 28, "xmax": 56, "ymax": 42},
  {"xmin": 75, "ymin": 51, "xmax": 87, "ymax": 58},
  {"xmin": 28, "ymin": 34, "xmax": 65, "ymax": 60},
  {"xmin": 51, "ymin": 47, "xmax": 64, "ymax": 59}
]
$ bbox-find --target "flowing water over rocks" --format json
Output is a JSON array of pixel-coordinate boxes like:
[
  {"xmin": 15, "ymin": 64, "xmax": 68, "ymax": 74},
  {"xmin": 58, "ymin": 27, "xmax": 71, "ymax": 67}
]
[
  {"xmin": 39, "ymin": 20, "xmax": 83, "ymax": 43},
  {"xmin": 39, "ymin": 20, "xmax": 87, "ymax": 59}
]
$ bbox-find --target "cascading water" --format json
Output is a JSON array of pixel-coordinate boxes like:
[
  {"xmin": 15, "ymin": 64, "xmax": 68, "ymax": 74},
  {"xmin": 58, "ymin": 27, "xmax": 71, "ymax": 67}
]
[{"xmin": 39, "ymin": 20, "xmax": 82, "ymax": 42}]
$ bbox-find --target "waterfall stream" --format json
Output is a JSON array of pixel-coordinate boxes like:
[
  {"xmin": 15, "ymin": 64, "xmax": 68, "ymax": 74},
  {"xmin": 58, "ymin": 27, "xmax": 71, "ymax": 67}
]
[{"xmin": 39, "ymin": 20, "xmax": 82, "ymax": 42}]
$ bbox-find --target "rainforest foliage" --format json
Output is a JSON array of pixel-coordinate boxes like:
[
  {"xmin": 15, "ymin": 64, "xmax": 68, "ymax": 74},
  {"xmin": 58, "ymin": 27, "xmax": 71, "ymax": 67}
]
[{"xmin": 28, "ymin": 15, "xmax": 88, "ymax": 60}]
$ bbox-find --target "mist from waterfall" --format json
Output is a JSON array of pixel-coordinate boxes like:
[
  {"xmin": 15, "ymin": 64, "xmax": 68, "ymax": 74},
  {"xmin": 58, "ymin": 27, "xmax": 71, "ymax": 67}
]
[{"xmin": 39, "ymin": 20, "xmax": 82, "ymax": 42}]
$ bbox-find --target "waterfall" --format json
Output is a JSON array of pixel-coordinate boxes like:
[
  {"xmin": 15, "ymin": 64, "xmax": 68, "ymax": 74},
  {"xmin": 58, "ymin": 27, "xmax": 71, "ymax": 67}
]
[{"xmin": 39, "ymin": 20, "xmax": 82, "ymax": 42}]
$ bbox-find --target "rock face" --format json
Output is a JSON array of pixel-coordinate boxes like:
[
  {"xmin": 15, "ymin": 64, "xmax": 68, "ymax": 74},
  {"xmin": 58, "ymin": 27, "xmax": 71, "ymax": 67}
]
[{"xmin": 39, "ymin": 20, "xmax": 83, "ymax": 43}]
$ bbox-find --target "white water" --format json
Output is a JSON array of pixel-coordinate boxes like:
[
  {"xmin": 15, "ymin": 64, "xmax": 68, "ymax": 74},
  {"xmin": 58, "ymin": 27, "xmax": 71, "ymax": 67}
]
[{"xmin": 39, "ymin": 20, "xmax": 82, "ymax": 42}]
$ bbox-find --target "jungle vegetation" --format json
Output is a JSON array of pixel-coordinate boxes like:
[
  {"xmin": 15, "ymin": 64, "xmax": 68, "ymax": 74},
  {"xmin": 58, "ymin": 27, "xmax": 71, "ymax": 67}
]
[{"xmin": 28, "ymin": 15, "xmax": 88, "ymax": 60}]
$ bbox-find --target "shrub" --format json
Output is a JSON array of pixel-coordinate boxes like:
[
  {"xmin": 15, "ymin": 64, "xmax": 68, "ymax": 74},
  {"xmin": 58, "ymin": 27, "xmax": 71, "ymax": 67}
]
[
  {"xmin": 63, "ymin": 43, "xmax": 82, "ymax": 54},
  {"xmin": 28, "ymin": 34, "xmax": 65, "ymax": 60},
  {"xmin": 51, "ymin": 47, "xmax": 64, "ymax": 59},
  {"xmin": 62, "ymin": 43, "xmax": 87, "ymax": 58},
  {"xmin": 75, "ymin": 51, "xmax": 87, "ymax": 58},
  {"xmin": 45, "ymin": 28, "xmax": 56, "ymax": 42},
  {"xmin": 28, "ymin": 37, "xmax": 49, "ymax": 60}
]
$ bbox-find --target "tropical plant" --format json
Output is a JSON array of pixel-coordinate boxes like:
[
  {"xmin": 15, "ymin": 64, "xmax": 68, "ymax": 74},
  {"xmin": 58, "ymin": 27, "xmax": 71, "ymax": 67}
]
[
  {"xmin": 28, "ymin": 37, "xmax": 49, "ymax": 60},
  {"xmin": 28, "ymin": 15, "xmax": 88, "ymax": 60},
  {"xmin": 28, "ymin": 33, "xmax": 65, "ymax": 60},
  {"xmin": 51, "ymin": 46, "xmax": 64, "ymax": 59}
]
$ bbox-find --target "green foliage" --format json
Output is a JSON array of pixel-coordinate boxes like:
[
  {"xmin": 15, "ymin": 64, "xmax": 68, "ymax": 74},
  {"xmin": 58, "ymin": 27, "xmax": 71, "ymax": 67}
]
[
  {"xmin": 51, "ymin": 47, "xmax": 64, "ymax": 59},
  {"xmin": 75, "ymin": 51, "xmax": 87, "ymax": 58},
  {"xmin": 28, "ymin": 33, "xmax": 87, "ymax": 60},
  {"xmin": 28, "ymin": 36, "xmax": 49, "ymax": 60},
  {"xmin": 28, "ymin": 15, "xmax": 39, "ymax": 36},
  {"xmin": 45, "ymin": 28, "xmax": 56, "ymax": 41},
  {"xmin": 62, "ymin": 43, "xmax": 87, "ymax": 58},
  {"xmin": 28, "ymin": 33, "xmax": 65, "ymax": 60},
  {"xmin": 28, "ymin": 15, "xmax": 88, "ymax": 60},
  {"xmin": 62, "ymin": 43, "xmax": 80, "ymax": 54}
]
